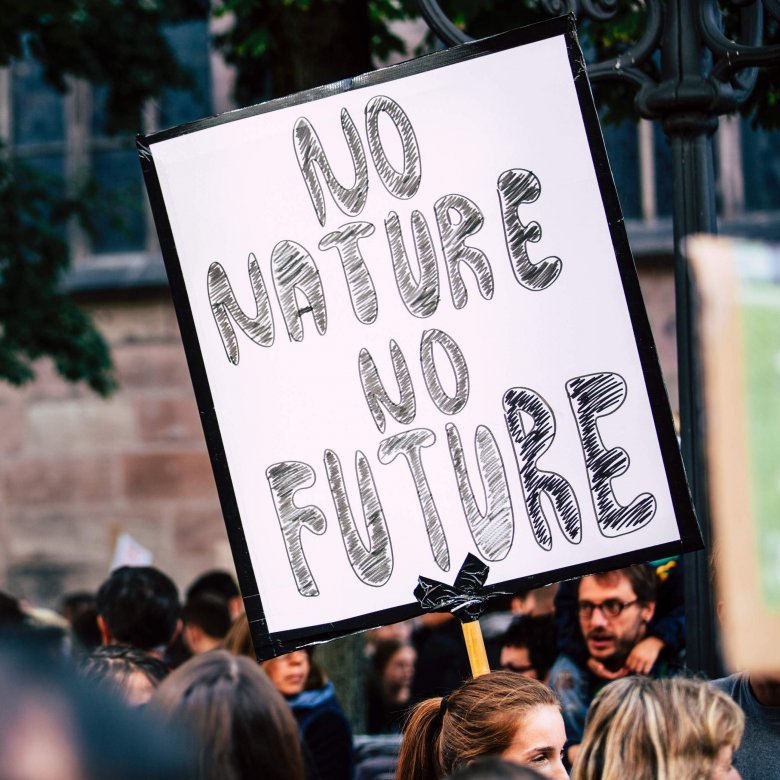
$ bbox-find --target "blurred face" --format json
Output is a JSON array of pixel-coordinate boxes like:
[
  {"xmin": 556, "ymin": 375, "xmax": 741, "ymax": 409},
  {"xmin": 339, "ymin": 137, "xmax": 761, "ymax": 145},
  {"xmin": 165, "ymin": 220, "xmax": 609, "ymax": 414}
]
[
  {"xmin": 499, "ymin": 646, "xmax": 538, "ymax": 679},
  {"xmin": 710, "ymin": 745, "xmax": 741, "ymax": 780},
  {"xmin": 263, "ymin": 651, "xmax": 310, "ymax": 696},
  {"xmin": 500, "ymin": 704, "xmax": 567, "ymax": 780},
  {"xmin": 578, "ymin": 574, "xmax": 655, "ymax": 666},
  {"xmin": 383, "ymin": 646, "xmax": 415, "ymax": 692}
]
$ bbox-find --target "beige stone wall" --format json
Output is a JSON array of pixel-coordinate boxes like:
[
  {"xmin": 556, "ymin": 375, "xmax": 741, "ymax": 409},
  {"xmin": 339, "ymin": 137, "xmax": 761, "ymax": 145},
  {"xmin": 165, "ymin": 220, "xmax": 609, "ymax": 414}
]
[
  {"xmin": 0, "ymin": 268, "xmax": 678, "ymax": 606},
  {"xmin": 0, "ymin": 292, "xmax": 232, "ymax": 605}
]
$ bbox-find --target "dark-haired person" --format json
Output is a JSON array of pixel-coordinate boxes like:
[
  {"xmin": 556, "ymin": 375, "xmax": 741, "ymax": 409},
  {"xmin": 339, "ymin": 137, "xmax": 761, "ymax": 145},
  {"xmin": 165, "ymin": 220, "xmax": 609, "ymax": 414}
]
[
  {"xmin": 82, "ymin": 644, "xmax": 169, "ymax": 707},
  {"xmin": 499, "ymin": 615, "xmax": 558, "ymax": 684},
  {"xmin": 182, "ymin": 593, "xmax": 232, "ymax": 655},
  {"xmin": 366, "ymin": 638, "xmax": 416, "ymax": 733},
  {"xmin": 264, "ymin": 649, "xmax": 353, "ymax": 780},
  {"xmin": 60, "ymin": 591, "xmax": 102, "ymax": 654},
  {"xmin": 96, "ymin": 566, "xmax": 181, "ymax": 660},
  {"xmin": 548, "ymin": 564, "xmax": 677, "ymax": 763},
  {"xmin": 151, "ymin": 650, "xmax": 305, "ymax": 780},
  {"xmin": 397, "ymin": 670, "xmax": 567, "ymax": 780},
  {"xmin": 0, "ymin": 590, "xmax": 25, "ymax": 627},
  {"xmin": 186, "ymin": 569, "xmax": 243, "ymax": 621}
]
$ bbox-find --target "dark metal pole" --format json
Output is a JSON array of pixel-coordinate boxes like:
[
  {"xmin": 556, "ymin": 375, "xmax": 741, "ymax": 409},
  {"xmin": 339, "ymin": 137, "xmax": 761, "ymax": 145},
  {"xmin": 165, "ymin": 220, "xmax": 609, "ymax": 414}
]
[
  {"xmin": 669, "ymin": 126, "xmax": 721, "ymax": 677},
  {"xmin": 659, "ymin": 0, "xmax": 722, "ymax": 677}
]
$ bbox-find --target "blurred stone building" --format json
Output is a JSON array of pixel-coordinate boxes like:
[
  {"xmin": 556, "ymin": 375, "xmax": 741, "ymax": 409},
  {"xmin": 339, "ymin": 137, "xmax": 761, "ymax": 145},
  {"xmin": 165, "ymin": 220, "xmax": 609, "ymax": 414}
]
[{"xmin": 1, "ymin": 19, "xmax": 779, "ymax": 604}]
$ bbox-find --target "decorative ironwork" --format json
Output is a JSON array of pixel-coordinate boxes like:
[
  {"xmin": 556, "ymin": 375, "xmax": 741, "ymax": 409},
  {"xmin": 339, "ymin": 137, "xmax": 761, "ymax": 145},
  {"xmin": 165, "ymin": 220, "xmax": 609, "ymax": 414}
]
[
  {"xmin": 418, "ymin": 1, "xmax": 780, "ymax": 123},
  {"xmin": 414, "ymin": 0, "xmax": 780, "ymax": 678}
]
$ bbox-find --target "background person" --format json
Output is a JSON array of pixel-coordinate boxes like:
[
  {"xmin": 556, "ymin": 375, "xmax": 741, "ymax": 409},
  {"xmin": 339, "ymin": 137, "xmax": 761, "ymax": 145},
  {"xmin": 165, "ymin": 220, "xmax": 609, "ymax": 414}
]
[
  {"xmin": 572, "ymin": 675, "xmax": 744, "ymax": 780},
  {"xmin": 396, "ymin": 670, "xmax": 567, "ymax": 780},
  {"xmin": 222, "ymin": 611, "xmax": 255, "ymax": 658},
  {"xmin": 60, "ymin": 591, "xmax": 102, "ymax": 657},
  {"xmin": 81, "ymin": 644, "xmax": 169, "ymax": 707},
  {"xmin": 264, "ymin": 649, "xmax": 353, "ymax": 780},
  {"xmin": 186, "ymin": 569, "xmax": 243, "ymax": 622},
  {"xmin": 151, "ymin": 650, "xmax": 305, "ymax": 780},
  {"xmin": 410, "ymin": 612, "xmax": 470, "ymax": 701},
  {"xmin": 182, "ymin": 593, "xmax": 232, "ymax": 655},
  {"xmin": 499, "ymin": 615, "xmax": 558, "ymax": 683},
  {"xmin": 96, "ymin": 566, "xmax": 181, "ymax": 660},
  {"xmin": 554, "ymin": 557, "xmax": 684, "ymax": 676},
  {"xmin": 548, "ymin": 564, "xmax": 677, "ymax": 761},
  {"xmin": 711, "ymin": 672, "xmax": 780, "ymax": 780},
  {"xmin": 365, "ymin": 638, "xmax": 416, "ymax": 734},
  {"xmin": 710, "ymin": 547, "xmax": 780, "ymax": 780}
]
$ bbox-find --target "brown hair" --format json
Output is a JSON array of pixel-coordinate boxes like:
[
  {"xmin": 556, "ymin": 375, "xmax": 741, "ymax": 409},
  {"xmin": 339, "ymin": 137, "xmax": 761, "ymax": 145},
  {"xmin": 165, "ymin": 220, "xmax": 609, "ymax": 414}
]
[
  {"xmin": 221, "ymin": 614, "xmax": 256, "ymax": 659},
  {"xmin": 578, "ymin": 564, "xmax": 657, "ymax": 604},
  {"xmin": 395, "ymin": 670, "xmax": 559, "ymax": 780},
  {"xmin": 150, "ymin": 650, "xmax": 305, "ymax": 780},
  {"xmin": 572, "ymin": 676, "xmax": 744, "ymax": 780}
]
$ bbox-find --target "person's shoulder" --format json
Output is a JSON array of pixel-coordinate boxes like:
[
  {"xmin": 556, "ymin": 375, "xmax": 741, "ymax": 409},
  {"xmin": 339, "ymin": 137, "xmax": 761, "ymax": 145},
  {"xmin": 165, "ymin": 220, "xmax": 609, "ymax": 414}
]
[
  {"xmin": 305, "ymin": 706, "xmax": 353, "ymax": 747},
  {"xmin": 711, "ymin": 672, "xmax": 744, "ymax": 698},
  {"xmin": 549, "ymin": 654, "xmax": 585, "ymax": 690}
]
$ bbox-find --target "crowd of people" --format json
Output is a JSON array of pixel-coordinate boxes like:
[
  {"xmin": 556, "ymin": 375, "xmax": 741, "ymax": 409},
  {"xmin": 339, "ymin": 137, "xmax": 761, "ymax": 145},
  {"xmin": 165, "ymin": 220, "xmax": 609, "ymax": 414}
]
[{"xmin": 0, "ymin": 557, "xmax": 777, "ymax": 779}]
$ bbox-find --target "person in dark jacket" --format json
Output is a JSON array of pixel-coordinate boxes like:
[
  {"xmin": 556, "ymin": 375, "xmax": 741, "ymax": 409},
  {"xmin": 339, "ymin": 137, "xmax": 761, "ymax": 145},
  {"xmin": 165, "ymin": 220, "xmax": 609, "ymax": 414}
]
[{"xmin": 264, "ymin": 649, "xmax": 353, "ymax": 780}]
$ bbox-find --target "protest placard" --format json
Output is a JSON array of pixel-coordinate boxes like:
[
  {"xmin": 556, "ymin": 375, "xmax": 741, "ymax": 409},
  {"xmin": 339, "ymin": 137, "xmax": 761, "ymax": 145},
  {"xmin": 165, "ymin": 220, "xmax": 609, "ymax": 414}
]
[
  {"xmin": 689, "ymin": 235, "xmax": 780, "ymax": 673},
  {"xmin": 139, "ymin": 16, "xmax": 700, "ymax": 658}
]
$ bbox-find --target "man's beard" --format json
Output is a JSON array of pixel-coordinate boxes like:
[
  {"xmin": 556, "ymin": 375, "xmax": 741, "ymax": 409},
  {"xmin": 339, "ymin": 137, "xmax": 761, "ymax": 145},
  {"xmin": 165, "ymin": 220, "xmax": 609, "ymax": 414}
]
[{"xmin": 586, "ymin": 630, "xmax": 637, "ymax": 670}]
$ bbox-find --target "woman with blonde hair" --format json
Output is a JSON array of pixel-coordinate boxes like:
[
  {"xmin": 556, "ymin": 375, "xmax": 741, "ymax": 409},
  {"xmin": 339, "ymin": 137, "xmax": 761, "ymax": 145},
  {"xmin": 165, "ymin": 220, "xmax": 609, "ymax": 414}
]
[
  {"xmin": 572, "ymin": 676, "xmax": 744, "ymax": 780},
  {"xmin": 395, "ymin": 670, "xmax": 567, "ymax": 780}
]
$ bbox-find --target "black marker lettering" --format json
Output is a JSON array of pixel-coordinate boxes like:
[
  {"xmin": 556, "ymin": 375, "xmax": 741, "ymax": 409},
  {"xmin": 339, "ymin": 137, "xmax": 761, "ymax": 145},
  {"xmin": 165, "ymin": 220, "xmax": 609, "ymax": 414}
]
[
  {"xmin": 497, "ymin": 169, "xmax": 562, "ymax": 291},
  {"xmin": 271, "ymin": 240, "xmax": 327, "ymax": 342},
  {"xmin": 266, "ymin": 461, "xmax": 327, "ymax": 597},
  {"xmin": 504, "ymin": 388, "xmax": 582, "ymax": 550},
  {"xmin": 365, "ymin": 96, "xmax": 421, "ymax": 199},
  {"xmin": 420, "ymin": 328, "xmax": 469, "ymax": 415},
  {"xmin": 293, "ymin": 110, "xmax": 369, "ymax": 227},
  {"xmin": 446, "ymin": 423, "xmax": 514, "ymax": 561},
  {"xmin": 385, "ymin": 210, "xmax": 439, "ymax": 318},
  {"xmin": 319, "ymin": 221, "xmax": 378, "ymax": 325},
  {"xmin": 378, "ymin": 428, "xmax": 450, "ymax": 572},
  {"xmin": 358, "ymin": 341, "xmax": 416, "ymax": 433},
  {"xmin": 324, "ymin": 449, "xmax": 393, "ymax": 587},
  {"xmin": 566, "ymin": 372, "xmax": 656, "ymax": 536},
  {"xmin": 434, "ymin": 194, "xmax": 494, "ymax": 309},
  {"xmin": 207, "ymin": 254, "xmax": 274, "ymax": 364}
]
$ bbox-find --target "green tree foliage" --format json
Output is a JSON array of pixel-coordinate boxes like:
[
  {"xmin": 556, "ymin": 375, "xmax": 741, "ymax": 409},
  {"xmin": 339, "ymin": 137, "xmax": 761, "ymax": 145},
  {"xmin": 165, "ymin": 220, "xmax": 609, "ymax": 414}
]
[
  {"xmin": 0, "ymin": 0, "xmax": 206, "ymax": 394},
  {"xmin": 0, "ymin": 151, "xmax": 117, "ymax": 392}
]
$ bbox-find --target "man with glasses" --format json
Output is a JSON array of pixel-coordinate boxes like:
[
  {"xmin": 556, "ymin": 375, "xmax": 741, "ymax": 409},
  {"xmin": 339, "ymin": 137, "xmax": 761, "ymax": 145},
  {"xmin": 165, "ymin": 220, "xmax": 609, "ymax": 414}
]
[{"xmin": 549, "ymin": 564, "xmax": 674, "ymax": 764}]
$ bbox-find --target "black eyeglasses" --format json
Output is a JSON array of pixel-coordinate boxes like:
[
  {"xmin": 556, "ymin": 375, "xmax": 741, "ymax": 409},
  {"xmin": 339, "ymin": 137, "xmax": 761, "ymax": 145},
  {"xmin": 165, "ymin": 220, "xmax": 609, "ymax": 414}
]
[
  {"xmin": 577, "ymin": 599, "xmax": 639, "ymax": 619},
  {"xmin": 501, "ymin": 661, "xmax": 535, "ymax": 674}
]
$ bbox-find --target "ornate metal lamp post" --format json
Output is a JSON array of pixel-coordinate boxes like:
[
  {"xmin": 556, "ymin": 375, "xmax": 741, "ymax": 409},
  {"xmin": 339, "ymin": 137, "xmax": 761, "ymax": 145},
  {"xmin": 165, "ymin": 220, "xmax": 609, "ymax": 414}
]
[{"xmin": 416, "ymin": 0, "xmax": 780, "ymax": 676}]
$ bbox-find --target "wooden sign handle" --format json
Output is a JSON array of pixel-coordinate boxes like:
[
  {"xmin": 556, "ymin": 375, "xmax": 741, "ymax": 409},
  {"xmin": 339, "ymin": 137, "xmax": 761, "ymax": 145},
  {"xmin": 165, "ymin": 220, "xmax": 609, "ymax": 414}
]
[{"xmin": 461, "ymin": 619, "xmax": 490, "ymax": 677}]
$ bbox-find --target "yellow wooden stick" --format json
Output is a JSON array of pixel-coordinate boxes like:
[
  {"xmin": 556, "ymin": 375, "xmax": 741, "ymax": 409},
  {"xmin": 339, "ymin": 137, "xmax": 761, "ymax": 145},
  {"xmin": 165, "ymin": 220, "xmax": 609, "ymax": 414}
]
[{"xmin": 461, "ymin": 619, "xmax": 490, "ymax": 677}]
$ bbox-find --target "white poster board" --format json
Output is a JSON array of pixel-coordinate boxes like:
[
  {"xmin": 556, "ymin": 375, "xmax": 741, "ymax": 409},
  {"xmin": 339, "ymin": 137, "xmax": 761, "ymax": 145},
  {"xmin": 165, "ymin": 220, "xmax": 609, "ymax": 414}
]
[{"xmin": 140, "ymin": 17, "xmax": 699, "ymax": 658}]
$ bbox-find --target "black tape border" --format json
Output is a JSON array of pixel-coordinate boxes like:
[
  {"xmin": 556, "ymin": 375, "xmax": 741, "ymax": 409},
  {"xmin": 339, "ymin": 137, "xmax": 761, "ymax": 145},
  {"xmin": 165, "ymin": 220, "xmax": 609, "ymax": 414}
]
[{"xmin": 138, "ymin": 14, "xmax": 702, "ymax": 660}]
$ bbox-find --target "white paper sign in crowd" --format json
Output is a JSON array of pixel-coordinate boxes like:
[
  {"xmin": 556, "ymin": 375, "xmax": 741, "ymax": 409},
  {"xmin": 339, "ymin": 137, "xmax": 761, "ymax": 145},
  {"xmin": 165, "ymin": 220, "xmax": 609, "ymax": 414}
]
[{"xmin": 139, "ymin": 17, "xmax": 700, "ymax": 657}]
